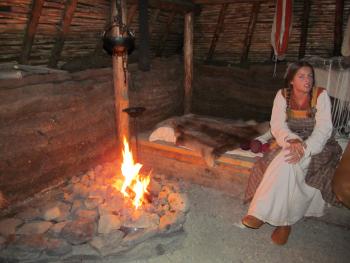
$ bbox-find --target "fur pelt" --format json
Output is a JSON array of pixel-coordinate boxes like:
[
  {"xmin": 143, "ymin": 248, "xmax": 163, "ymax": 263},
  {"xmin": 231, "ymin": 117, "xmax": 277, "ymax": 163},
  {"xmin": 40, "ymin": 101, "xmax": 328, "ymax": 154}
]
[{"xmin": 157, "ymin": 114, "xmax": 270, "ymax": 167}]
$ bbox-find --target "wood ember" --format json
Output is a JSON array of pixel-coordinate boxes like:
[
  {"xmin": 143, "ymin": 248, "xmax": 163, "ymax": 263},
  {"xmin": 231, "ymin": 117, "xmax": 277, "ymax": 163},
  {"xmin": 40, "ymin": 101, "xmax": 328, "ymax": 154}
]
[{"xmin": 0, "ymin": 162, "xmax": 189, "ymax": 262}]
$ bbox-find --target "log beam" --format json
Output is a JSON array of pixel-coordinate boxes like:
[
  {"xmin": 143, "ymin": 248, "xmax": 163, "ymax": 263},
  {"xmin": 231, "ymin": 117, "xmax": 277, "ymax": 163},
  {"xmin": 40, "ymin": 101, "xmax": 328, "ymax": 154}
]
[
  {"xmin": 19, "ymin": 0, "xmax": 45, "ymax": 64},
  {"xmin": 48, "ymin": 0, "xmax": 78, "ymax": 68},
  {"xmin": 138, "ymin": 0, "xmax": 151, "ymax": 71},
  {"xmin": 156, "ymin": 10, "xmax": 176, "ymax": 57},
  {"xmin": 298, "ymin": 0, "xmax": 311, "ymax": 59},
  {"xmin": 206, "ymin": 3, "xmax": 229, "ymax": 61},
  {"xmin": 184, "ymin": 12, "xmax": 193, "ymax": 114},
  {"xmin": 334, "ymin": 0, "xmax": 344, "ymax": 56},
  {"xmin": 111, "ymin": 0, "xmax": 130, "ymax": 147},
  {"xmin": 240, "ymin": 2, "xmax": 260, "ymax": 64}
]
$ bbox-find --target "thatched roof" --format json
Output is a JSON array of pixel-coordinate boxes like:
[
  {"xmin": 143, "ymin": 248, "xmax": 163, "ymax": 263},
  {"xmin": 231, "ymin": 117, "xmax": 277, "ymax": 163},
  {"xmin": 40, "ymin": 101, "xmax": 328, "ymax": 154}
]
[{"xmin": 0, "ymin": 0, "xmax": 349, "ymax": 68}]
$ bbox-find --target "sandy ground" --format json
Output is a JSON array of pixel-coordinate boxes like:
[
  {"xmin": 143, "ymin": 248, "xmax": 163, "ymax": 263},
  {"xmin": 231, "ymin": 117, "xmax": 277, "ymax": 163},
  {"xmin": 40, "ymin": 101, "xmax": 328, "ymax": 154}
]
[{"xmin": 128, "ymin": 183, "xmax": 350, "ymax": 263}]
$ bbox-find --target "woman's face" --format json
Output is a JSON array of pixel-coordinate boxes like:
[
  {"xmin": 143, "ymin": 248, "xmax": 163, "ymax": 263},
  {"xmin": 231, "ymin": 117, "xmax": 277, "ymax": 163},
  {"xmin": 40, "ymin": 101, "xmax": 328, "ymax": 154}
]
[{"xmin": 290, "ymin": 66, "xmax": 313, "ymax": 94}]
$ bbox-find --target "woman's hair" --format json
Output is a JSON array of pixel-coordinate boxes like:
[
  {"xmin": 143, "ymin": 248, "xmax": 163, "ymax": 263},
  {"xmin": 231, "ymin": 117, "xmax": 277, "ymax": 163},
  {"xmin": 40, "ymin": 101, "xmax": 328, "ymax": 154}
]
[{"xmin": 284, "ymin": 60, "xmax": 315, "ymax": 109}]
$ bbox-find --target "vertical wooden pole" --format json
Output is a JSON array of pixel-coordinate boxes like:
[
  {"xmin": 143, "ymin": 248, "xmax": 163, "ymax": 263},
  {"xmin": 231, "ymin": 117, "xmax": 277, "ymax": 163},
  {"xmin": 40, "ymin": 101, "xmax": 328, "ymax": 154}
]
[
  {"xmin": 111, "ymin": 0, "xmax": 130, "ymax": 149},
  {"xmin": 184, "ymin": 12, "xmax": 193, "ymax": 114},
  {"xmin": 334, "ymin": 0, "xmax": 344, "ymax": 56},
  {"xmin": 138, "ymin": 0, "xmax": 151, "ymax": 71},
  {"xmin": 298, "ymin": 0, "xmax": 311, "ymax": 59}
]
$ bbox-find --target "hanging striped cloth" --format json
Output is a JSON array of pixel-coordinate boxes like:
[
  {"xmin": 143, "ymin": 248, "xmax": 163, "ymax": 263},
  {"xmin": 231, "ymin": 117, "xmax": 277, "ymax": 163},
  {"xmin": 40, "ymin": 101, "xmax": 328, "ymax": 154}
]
[{"xmin": 271, "ymin": 0, "xmax": 293, "ymax": 77}]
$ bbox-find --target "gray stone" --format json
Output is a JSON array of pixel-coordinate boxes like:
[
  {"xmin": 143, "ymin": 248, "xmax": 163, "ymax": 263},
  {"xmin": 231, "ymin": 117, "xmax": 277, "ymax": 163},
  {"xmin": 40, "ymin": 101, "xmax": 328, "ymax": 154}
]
[
  {"xmin": 15, "ymin": 207, "xmax": 41, "ymax": 221},
  {"xmin": 148, "ymin": 179, "xmax": 162, "ymax": 195},
  {"xmin": 89, "ymin": 230, "xmax": 125, "ymax": 256},
  {"xmin": 84, "ymin": 196, "xmax": 103, "ymax": 209},
  {"xmin": 45, "ymin": 238, "xmax": 72, "ymax": 256},
  {"xmin": 75, "ymin": 209, "xmax": 98, "ymax": 220},
  {"xmin": 81, "ymin": 174, "xmax": 91, "ymax": 186},
  {"xmin": 73, "ymin": 183, "xmax": 89, "ymax": 198},
  {"xmin": 159, "ymin": 211, "xmax": 185, "ymax": 234},
  {"xmin": 121, "ymin": 226, "xmax": 159, "ymax": 248},
  {"xmin": 63, "ymin": 243, "xmax": 101, "ymax": 261},
  {"xmin": 48, "ymin": 221, "xmax": 69, "ymax": 237},
  {"xmin": 43, "ymin": 206, "xmax": 60, "ymax": 221},
  {"xmin": 0, "ymin": 218, "xmax": 23, "ymax": 236},
  {"xmin": 124, "ymin": 211, "xmax": 159, "ymax": 229},
  {"xmin": 71, "ymin": 199, "xmax": 84, "ymax": 212},
  {"xmin": 168, "ymin": 192, "xmax": 190, "ymax": 213},
  {"xmin": 16, "ymin": 221, "xmax": 52, "ymax": 235},
  {"xmin": 98, "ymin": 214, "xmax": 122, "ymax": 234},
  {"xmin": 61, "ymin": 217, "xmax": 96, "ymax": 245}
]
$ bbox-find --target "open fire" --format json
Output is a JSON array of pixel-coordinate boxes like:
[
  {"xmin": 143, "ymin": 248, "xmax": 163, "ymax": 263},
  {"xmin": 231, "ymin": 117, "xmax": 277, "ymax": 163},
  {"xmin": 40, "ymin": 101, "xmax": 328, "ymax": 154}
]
[
  {"xmin": 113, "ymin": 137, "xmax": 150, "ymax": 209},
  {"xmin": 0, "ymin": 138, "xmax": 189, "ymax": 262}
]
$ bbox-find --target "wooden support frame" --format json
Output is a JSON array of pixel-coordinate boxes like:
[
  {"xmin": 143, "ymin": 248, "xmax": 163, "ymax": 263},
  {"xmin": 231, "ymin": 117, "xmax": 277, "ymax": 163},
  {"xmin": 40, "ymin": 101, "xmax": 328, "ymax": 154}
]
[
  {"xmin": 206, "ymin": 3, "xmax": 229, "ymax": 61},
  {"xmin": 48, "ymin": 0, "xmax": 78, "ymax": 68},
  {"xmin": 240, "ymin": 2, "xmax": 260, "ymax": 64},
  {"xmin": 156, "ymin": 10, "xmax": 177, "ymax": 57},
  {"xmin": 334, "ymin": 0, "xmax": 344, "ymax": 56},
  {"xmin": 298, "ymin": 0, "xmax": 311, "ymax": 59},
  {"xmin": 184, "ymin": 12, "xmax": 194, "ymax": 114},
  {"xmin": 19, "ymin": 0, "xmax": 45, "ymax": 64},
  {"xmin": 111, "ymin": 0, "xmax": 130, "ymax": 148}
]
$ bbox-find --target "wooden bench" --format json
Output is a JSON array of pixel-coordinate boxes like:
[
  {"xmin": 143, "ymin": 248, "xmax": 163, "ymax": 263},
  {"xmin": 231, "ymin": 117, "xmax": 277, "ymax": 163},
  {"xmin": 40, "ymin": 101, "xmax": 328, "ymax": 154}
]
[{"xmin": 137, "ymin": 132, "xmax": 258, "ymax": 199}]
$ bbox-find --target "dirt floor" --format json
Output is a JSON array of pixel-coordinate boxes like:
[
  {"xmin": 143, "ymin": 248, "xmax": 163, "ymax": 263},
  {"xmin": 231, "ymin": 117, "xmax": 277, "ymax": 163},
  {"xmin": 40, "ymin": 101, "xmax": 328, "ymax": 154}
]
[{"xmin": 127, "ymin": 182, "xmax": 350, "ymax": 263}]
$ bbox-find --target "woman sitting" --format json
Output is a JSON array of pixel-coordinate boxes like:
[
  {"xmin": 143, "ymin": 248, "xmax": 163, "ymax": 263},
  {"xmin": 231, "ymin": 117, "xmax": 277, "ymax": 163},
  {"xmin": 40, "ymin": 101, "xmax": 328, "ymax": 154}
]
[{"xmin": 242, "ymin": 61, "xmax": 342, "ymax": 245}]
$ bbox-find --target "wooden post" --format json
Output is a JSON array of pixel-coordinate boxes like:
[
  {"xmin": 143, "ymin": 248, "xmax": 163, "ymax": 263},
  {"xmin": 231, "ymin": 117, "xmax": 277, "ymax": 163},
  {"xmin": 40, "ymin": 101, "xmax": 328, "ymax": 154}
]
[
  {"xmin": 49, "ymin": 0, "xmax": 78, "ymax": 68},
  {"xmin": 111, "ymin": 0, "xmax": 130, "ymax": 148},
  {"xmin": 240, "ymin": 2, "xmax": 260, "ymax": 64},
  {"xmin": 138, "ymin": 0, "xmax": 151, "ymax": 71},
  {"xmin": 298, "ymin": 0, "xmax": 311, "ymax": 59},
  {"xmin": 334, "ymin": 0, "xmax": 344, "ymax": 56},
  {"xmin": 20, "ymin": 0, "xmax": 45, "ymax": 64},
  {"xmin": 184, "ymin": 12, "xmax": 193, "ymax": 114},
  {"xmin": 206, "ymin": 4, "xmax": 229, "ymax": 61}
]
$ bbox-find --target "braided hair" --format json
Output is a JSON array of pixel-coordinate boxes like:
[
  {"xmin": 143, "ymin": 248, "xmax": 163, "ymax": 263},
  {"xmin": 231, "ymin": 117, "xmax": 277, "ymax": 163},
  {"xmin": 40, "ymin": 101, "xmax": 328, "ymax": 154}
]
[{"xmin": 283, "ymin": 60, "xmax": 315, "ymax": 110}]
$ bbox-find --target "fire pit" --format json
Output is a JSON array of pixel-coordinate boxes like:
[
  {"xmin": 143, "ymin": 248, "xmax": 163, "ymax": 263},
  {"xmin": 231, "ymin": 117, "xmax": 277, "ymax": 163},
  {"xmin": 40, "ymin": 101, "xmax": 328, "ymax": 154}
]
[{"xmin": 0, "ymin": 139, "xmax": 189, "ymax": 262}]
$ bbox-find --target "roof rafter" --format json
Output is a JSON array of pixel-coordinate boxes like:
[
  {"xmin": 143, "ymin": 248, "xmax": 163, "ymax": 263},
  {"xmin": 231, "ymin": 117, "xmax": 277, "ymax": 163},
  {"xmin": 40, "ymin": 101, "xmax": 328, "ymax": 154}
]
[
  {"xmin": 49, "ymin": 0, "xmax": 78, "ymax": 68},
  {"xmin": 20, "ymin": 0, "xmax": 45, "ymax": 64}
]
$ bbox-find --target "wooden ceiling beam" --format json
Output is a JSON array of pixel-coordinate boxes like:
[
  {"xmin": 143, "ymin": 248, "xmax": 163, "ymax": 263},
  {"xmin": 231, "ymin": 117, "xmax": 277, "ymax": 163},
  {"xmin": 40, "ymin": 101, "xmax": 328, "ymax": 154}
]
[
  {"xmin": 298, "ymin": 0, "xmax": 311, "ymax": 59},
  {"xmin": 206, "ymin": 3, "xmax": 229, "ymax": 61},
  {"xmin": 19, "ymin": 0, "xmax": 45, "ymax": 64},
  {"xmin": 49, "ymin": 0, "xmax": 78, "ymax": 68},
  {"xmin": 128, "ymin": 0, "xmax": 195, "ymax": 13},
  {"xmin": 156, "ymin": 10, "xmax": 177, "ymax": 57},
  {"xmin": 240, "ymin": 2, "xmax": 260, "ymax": 64}
]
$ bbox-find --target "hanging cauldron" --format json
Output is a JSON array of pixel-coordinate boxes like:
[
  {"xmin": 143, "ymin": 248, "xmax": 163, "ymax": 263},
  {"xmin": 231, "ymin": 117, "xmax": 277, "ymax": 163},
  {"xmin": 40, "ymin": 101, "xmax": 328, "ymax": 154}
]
[{"xmin": 102, "ymin": 23, "xmax": 135, "ymax": 56}]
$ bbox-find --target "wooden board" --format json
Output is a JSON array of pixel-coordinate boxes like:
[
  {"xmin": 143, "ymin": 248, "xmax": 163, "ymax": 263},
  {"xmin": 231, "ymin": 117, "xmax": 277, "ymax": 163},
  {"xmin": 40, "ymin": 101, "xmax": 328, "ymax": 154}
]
[{"xmin": 136, "ymin": 131, "xmax": 258, "ymax": 198}]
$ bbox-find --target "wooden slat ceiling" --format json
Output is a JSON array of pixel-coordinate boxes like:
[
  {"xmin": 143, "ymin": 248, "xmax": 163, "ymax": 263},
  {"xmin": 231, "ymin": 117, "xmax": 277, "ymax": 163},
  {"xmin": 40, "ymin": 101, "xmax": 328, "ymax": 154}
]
[{"xmin": 0, "ymin": 0, "xmax": 349, "ymax": 67}]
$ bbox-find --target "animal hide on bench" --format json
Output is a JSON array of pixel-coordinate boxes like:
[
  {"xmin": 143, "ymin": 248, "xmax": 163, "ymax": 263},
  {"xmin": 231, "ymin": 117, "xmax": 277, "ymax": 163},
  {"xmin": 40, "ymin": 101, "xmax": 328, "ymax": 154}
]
[{"xmin": 156, "ymin": 114, "xmax": 269, "ymax": 167}]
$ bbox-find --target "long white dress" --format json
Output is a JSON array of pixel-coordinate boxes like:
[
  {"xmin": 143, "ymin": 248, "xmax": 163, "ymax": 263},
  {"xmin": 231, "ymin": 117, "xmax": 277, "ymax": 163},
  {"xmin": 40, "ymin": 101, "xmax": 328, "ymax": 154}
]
[{"xmin": 247, "ymin": 89, "xmax": 333, "ymax": 226}]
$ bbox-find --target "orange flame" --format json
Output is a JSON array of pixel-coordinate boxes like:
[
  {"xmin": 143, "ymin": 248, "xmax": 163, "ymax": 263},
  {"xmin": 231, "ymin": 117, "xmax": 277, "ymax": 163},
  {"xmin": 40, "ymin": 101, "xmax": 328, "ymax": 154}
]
[{"xmin": 113, "ymin": 137, "xmax": 150, "ymax": 209}]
